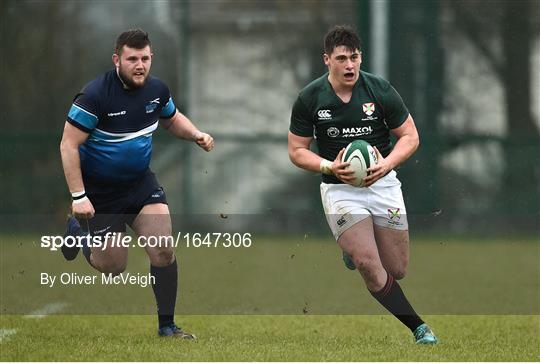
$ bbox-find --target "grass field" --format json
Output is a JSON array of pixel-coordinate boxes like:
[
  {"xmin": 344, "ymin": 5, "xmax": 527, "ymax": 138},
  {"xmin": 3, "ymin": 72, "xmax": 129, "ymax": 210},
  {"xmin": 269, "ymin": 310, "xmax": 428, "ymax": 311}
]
[
  {"xmin": 1, "ymin": 314, "xmax": 539, "ymax": 361},
  {"xmin": 1, "ymin": 234, "xmax": 539, "ymax": 360}
]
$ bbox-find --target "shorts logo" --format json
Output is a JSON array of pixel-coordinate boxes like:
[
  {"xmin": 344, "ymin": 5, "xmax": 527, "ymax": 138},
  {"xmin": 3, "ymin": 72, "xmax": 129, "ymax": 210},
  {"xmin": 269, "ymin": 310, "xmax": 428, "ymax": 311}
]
[
  {"xmin": 362, "ymin": 103, "xmax": 375, "ymax": 116},
  {"xmin": 387, "ymin": 208, "xmax": 401, "ymax": 220},
  {"xmin": 151, "ymin": 187, "xmax": 164, "ymax": 199},
  {"xmin": 318, "ymin": 109, "xmax": 332, "ymax": 120},
  {"xmin": 327, "ymin": 127, "xmax": 340, "ymax": 137},
  {"xmin": 94, "ymin": 225, "xmax": 112, "ymax": 235},
  {"xmin": 337, "ymin": 217, "xmax": 347, "ymax": 227}
]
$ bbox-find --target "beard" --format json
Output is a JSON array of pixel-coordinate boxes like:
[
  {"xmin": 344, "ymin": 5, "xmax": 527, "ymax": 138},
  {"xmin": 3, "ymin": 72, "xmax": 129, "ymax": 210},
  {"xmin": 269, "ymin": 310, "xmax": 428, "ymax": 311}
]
[{"xmin": 117, "ymin": 66, "xmax": 148, "ymax": 90}]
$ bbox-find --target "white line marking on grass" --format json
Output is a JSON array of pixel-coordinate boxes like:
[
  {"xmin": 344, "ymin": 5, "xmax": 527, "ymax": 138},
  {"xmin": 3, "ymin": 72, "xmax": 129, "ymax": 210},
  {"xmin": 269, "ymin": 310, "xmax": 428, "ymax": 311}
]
[
  {"xmin": 24, "ymin": 302, "xmax": 68, "ymax": 319},
  {"xmin": 0, "ymin": 329, "xmax": 17, "ymax": 343}
]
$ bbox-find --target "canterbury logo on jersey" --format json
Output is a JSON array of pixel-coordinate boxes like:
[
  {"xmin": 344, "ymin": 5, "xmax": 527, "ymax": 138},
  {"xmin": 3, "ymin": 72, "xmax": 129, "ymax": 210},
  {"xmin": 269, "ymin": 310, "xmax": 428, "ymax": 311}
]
[{"xmin": 317, "ymin": 109, "xmax": 332, "ymax": 120}]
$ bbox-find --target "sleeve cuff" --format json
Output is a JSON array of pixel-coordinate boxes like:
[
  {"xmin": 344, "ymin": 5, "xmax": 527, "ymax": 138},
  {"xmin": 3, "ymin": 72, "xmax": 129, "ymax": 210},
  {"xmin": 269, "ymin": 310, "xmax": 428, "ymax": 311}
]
[
  {"xmin": 67, "ymin": 118, "xmax": 93, "ymax": 133},
  {"xmin": 159, "ymin": 108, "xmax": 177, "ymax": 120}
]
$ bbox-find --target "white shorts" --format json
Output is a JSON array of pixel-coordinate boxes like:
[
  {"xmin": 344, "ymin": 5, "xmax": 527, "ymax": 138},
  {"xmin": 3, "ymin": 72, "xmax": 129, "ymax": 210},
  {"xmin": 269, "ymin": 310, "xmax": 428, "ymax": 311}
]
[{"xmin": 320, "ymin": 170, "xmax": 408, "ymax": 240}]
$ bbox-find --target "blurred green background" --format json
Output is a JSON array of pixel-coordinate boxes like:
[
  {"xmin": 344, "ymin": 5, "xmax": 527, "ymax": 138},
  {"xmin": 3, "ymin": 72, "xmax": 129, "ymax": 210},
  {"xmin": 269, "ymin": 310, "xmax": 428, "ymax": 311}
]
[
  {"xmin": 0, "ymin": 0, "xmax": 539, "ymax": 323},
  {"xmin": 1, "ymin": 0, "xmax": 539, "ymax": 235}
]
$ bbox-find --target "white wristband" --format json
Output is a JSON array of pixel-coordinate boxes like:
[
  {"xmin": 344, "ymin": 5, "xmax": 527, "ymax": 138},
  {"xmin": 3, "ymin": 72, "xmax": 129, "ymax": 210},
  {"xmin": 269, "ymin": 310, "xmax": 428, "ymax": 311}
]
[
  {"xmin": 71, "ymin": 190, "xmax": 85, "ymax": 198},
  {"xmin": 72, "ymin": 196, "xmax": 89, "ymax": 204},
  {"xmin": 320, "ymin": 159, "xmax": 334, "ymax": 175}
]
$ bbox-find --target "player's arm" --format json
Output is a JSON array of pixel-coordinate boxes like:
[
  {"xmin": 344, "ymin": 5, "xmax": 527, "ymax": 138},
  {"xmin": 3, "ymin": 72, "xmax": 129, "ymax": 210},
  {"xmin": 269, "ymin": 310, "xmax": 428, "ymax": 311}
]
[
  {"xmin": 287, "ymin": 132, "xmax": 355, "ymax": 183},
  {"xmin": 364, "ymin": 114, "xmax": 419, "ymax": 186},
  {"xmin": 160, "ymin": 110, "xmax": 214, "ymax": 152},
  {"xmin": 59, "ymin": 122, "xmax": 95, "ymax": 218}
]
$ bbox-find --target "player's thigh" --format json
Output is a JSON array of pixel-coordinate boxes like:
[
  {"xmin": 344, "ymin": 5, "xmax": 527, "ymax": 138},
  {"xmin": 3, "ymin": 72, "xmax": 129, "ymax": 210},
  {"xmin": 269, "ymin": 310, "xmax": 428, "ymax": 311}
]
[
  {"xmin": 338, "ymin": 217, "xmax": 382, "ymax": 268},
  {"xmin": 83, "ymin": 209, "xmax": 129, "ymax": 274},
  {"xmin": 131, "ymin": 203, "xmax": 172, "ymax": 236},
  {"xmin": 368, "ymin": 171, "xmax": 409, "ymax": 277},
  {"xmin": 373, "ymin": 225, "xmax": 409, "ymax": 278},
  {"xmin": 131, "ymin": 203, "xmax": 174, "ymax": 266},
  {"xmin": 90, "ymin": 233, "xmax": 129, "ymax": 274},
  {"xmin": 338, "ymin": 218, "xmax": 387, "ymax": 290}
]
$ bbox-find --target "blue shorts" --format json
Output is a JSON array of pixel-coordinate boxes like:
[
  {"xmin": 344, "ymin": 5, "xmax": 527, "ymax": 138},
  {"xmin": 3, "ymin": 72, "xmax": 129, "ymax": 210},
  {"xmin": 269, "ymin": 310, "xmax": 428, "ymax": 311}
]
[{"xmin": 80, "ymin": 170, "xmax": 167, "ymax": 235}]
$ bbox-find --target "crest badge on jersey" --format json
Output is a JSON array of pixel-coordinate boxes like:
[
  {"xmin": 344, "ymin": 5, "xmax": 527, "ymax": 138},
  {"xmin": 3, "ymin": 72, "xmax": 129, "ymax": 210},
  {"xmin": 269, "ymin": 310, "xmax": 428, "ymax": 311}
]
[
  {"xmin": 145, "ymin": 98, "xmax": 160, "ymax": 114},
  {"xmin": 362, "ymin": 102, "xmax": 375, "ymax": 116}
]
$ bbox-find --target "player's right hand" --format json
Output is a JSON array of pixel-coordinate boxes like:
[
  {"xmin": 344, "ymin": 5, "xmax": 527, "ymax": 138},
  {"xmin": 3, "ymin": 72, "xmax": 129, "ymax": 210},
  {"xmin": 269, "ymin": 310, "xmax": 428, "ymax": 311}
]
[
  {"xmin": 332, "ymin": 148, "xmax": 356, "ymax": 184},
  {"xmin": 72, "ymin": 198, "xmax": 95, "ymax": 219}
]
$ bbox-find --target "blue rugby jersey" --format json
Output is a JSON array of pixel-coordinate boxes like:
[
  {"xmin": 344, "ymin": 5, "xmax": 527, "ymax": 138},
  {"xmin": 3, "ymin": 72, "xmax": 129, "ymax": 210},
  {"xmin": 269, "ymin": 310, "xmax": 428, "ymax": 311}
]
[{"xmin": 66, "ymin": 70, "xmax": 177, "ymax": 184}]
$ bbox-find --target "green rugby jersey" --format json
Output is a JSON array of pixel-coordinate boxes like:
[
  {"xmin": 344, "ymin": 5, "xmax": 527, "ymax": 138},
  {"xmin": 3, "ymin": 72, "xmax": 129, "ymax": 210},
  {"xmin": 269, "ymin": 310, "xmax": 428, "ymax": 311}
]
[{"xmin": 290, "ymin": 70, "xmax": 409, "ymax": 184}]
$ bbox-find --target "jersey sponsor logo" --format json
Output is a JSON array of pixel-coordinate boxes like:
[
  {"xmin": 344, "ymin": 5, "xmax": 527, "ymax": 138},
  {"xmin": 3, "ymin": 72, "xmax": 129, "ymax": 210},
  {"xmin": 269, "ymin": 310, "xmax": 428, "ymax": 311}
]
[
  {"xmin": 107, "ymin": 110, "xmax": 127, "ymax": 117},
  {"xmin": 327, "ymin": 127, "xmax": 340, "ymax": 137},
  {"xmin": 341, "ymin": 126, "xmax": 373, "ymax": 138},
  {"xmin": 317, "ymin": 109, "xmax": 332, "ymax": 120},
  {"xmin": 362, "ymin": 102, "xmax": 375, "ymax": 116}
]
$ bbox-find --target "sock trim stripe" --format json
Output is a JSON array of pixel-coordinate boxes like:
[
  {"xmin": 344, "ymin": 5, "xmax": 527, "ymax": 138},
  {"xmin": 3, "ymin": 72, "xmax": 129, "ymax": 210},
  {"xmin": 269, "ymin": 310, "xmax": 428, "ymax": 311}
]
[{"xmin": 382, "ymin": 274, "xmax": 395, "ymax": 297}]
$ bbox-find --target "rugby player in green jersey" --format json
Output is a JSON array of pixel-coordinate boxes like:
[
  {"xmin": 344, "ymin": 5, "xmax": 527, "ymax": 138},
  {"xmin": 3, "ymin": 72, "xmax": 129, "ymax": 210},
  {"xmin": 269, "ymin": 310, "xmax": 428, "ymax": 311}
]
[{"xmin": 288, "ymin": 25, "xmax": 437, "ymax": 344}]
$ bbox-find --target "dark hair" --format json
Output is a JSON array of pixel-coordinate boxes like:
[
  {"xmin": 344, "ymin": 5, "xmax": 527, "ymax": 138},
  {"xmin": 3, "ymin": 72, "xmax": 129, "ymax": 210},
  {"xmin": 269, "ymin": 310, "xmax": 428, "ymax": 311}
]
[
  {"xmin": 324, "ymin": 25, "xmax": 362, "ymax": 55},
  {"xmin": 115, "ymin": 29, "xmax": 151, "ymax": 55}
]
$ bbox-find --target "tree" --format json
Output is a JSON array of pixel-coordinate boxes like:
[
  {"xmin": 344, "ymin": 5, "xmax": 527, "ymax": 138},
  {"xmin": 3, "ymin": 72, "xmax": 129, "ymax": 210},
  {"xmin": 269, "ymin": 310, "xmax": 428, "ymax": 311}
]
[{"xmin": 449, "ymin": 0, "xmax": 540, "ymax": 223}]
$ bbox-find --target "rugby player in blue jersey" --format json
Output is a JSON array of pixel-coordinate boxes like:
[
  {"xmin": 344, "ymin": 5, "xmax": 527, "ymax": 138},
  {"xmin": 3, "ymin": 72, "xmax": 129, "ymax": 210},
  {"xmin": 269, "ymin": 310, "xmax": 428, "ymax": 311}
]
[{"xmin": 60, "ymin": 29, "xmax": 213, "ymax": 339}]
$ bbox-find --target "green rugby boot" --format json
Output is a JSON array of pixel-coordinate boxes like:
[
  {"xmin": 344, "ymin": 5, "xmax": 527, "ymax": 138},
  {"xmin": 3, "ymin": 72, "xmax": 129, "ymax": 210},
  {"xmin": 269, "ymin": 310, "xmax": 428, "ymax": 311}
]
[
  {"xmin": 413, "ymin": 323, "xmax": 438, "ymax": 344},
  {"xmin": 342, "ymin": 251, "xmax": 356, "ymax": 270}
]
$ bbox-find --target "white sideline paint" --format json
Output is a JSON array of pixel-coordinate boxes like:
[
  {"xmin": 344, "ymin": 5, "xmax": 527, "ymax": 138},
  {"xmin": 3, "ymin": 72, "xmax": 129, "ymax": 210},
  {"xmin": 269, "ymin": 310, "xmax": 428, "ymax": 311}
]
[
  {"xmin": 0, "ymin": 328, "xmax": 17, "ymax": 343},
  {"xmin": 24, "ymin": 302, "xmax": 68, "ymax": 319}
]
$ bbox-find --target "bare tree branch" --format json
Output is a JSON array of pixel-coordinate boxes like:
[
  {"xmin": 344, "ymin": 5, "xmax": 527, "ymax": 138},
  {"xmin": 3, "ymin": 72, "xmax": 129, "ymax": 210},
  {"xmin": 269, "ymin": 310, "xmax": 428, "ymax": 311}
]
[{"xmin": 448, "ymin": 1, "xmax": 504, "ymax": 79}]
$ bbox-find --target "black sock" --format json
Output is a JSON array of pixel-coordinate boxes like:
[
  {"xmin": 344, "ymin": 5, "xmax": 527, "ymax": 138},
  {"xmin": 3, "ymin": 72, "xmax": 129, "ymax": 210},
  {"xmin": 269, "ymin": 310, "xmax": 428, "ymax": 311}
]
[
  {"xmin": 150, "ymin": 259, "xmax": 178, "ymax": 329},
  {"xmin": 370, "ymin": 274, "xmax": 424, "ymax": 332}
]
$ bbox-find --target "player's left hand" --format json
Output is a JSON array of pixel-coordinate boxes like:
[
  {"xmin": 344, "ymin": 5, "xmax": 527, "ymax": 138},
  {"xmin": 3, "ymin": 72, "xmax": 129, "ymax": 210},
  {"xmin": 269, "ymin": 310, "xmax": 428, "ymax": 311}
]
[
  {"xmin": 364, "ymin": 147, "xmax": 393, "ymax": 187},
  {"xmin": 195, "ymin": 131, "xmax": 214, "ymax": 152}
]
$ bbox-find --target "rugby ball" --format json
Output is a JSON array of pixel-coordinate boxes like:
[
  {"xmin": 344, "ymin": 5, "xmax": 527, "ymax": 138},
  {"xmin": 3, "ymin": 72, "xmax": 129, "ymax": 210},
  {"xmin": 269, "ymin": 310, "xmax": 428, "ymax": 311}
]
[{"xmin": 342, "ymin": 140, "xmax": 378, "ymax": 187}]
